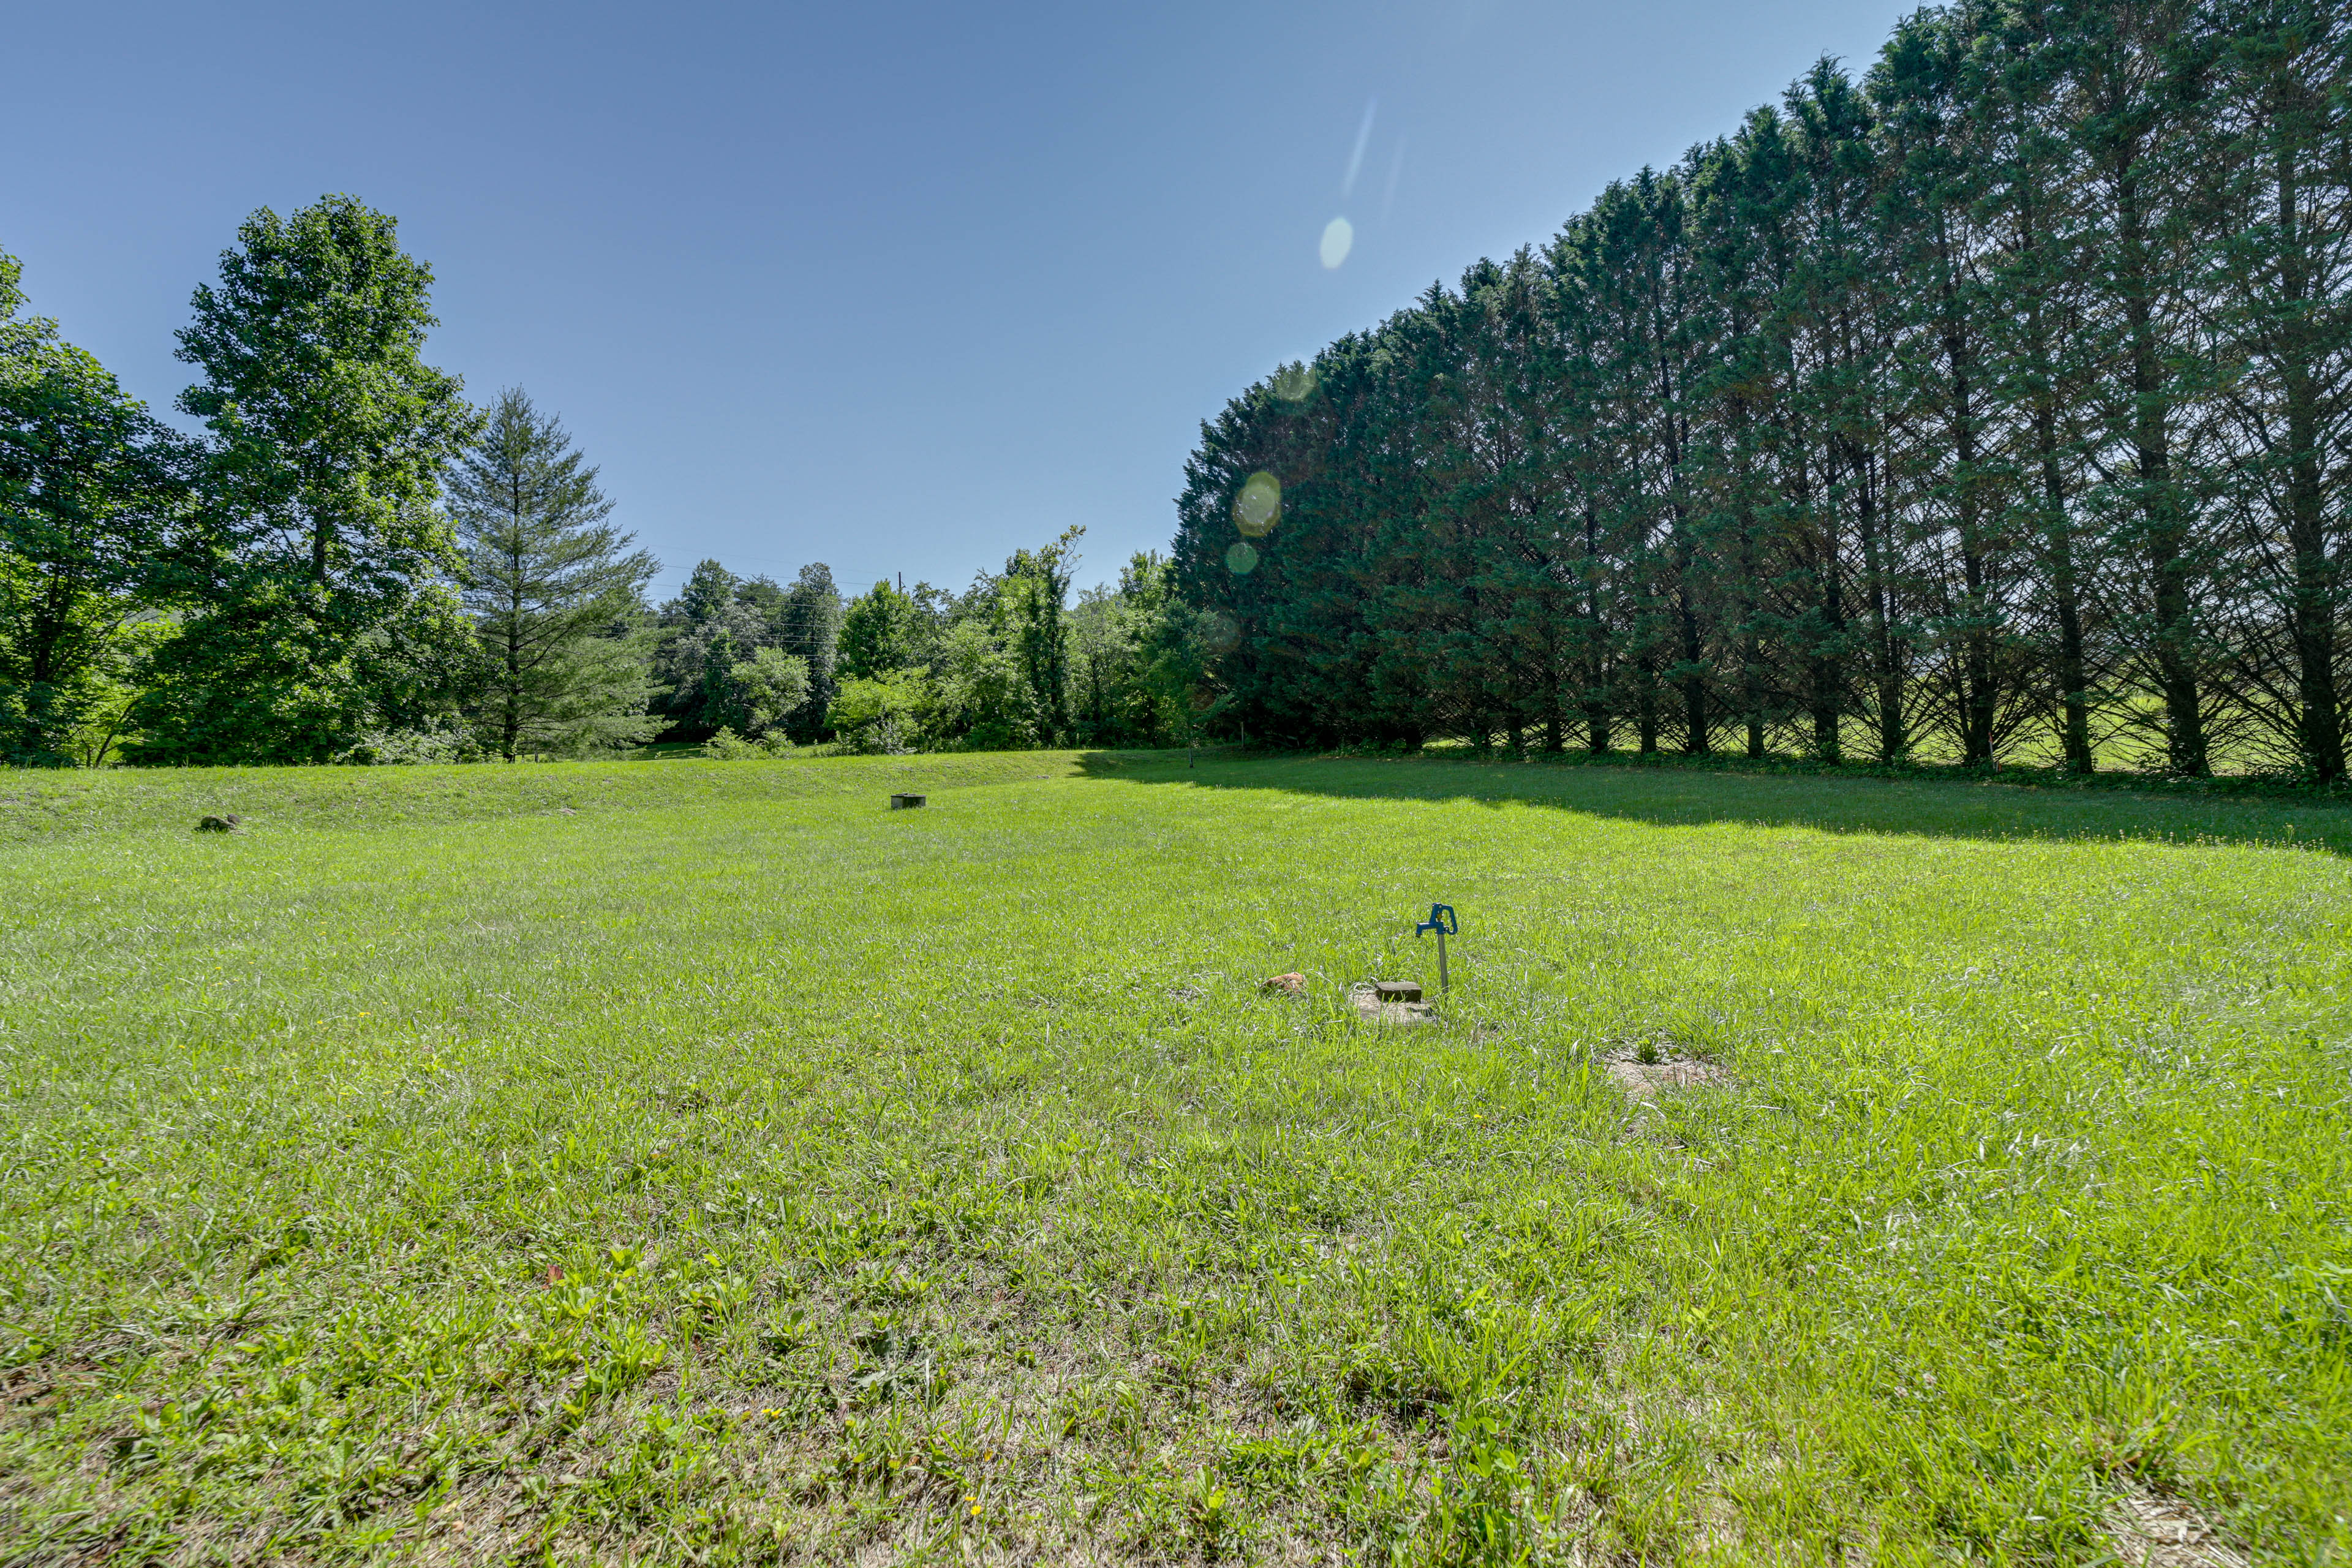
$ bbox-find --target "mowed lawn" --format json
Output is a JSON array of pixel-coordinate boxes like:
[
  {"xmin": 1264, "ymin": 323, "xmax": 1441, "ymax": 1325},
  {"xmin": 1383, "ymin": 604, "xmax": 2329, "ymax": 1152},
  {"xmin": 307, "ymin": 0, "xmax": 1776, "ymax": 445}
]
[{"xmin": 2, "ymin": 754, "xmax": 2347, "ymax": 1566}]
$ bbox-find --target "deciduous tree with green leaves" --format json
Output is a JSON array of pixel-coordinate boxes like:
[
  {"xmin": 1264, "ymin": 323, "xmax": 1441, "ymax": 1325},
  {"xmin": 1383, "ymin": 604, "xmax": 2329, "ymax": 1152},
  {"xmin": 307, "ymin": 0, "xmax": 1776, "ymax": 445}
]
[
  {"xmin": 838, "ymin": 578, "xmax": 922, "ymax": 679},
  {"xmin": 127, "ymin": 195, "xmax": 482, "ymax": 764},
  {"xmin": 0, "ymin": 248, "xmax": 191, "ymax": 764},
  {"xmin": 829, "ymin": 665, "xmax": 929, "ymax": 752},
  {"xmin": 729, "ymin": 644, "xmax": 811, "ymax": 737},
  {"xmin": 1003, "ymin": 526, "xmax": 1082, "ymax": 745}
]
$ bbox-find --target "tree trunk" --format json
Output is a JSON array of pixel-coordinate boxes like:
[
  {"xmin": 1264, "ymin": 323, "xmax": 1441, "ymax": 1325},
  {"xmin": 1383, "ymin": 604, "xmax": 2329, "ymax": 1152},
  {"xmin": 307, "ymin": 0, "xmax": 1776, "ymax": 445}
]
[
  {"xmin": 1849, "ymin": 439, "xmax": 1905, "ymax": 763},
  {"xmin": 1731, "ymin": 417, "xmax": 1767, "ymax": 759},
  {"xmin": 502, "ymin": 536, "xmax": 525, "ymax": 762},
  {"xmin": 2119, "ymin": 173, "xmax": 2207, "ymax": 774},
  {"xmin": 1542, "ymin": 635, "xmax": 1564, "ymax": 753},
  {"xmin": 1802, "ymin": 453, "xmax": 1842, "ymax": 760},
  {"xmin": 1581, "ymin": 502, "xmax": 1611, "ymax": 753},
  {"xmin": 1677, "ymin": 545, "xmax": 1708, "ymax": 753},
  {"xmin": 2035, "ymin": 401, "xmax": 2095, "ymax": 772},
  {"xmin": 2016, "ymin": 181, "xmax": 2095, "ymax": 774},
  {"xmin": 2273, "ymin": 141, "xmax": 2344, "ymax": 780},
  {"xmin": 1637, "ymin": 654, "xmax": 1659, "ymax": 753},
  {"xmin": 1947, "ymin": 323, "xmax": 1997, "ymax": 766}
]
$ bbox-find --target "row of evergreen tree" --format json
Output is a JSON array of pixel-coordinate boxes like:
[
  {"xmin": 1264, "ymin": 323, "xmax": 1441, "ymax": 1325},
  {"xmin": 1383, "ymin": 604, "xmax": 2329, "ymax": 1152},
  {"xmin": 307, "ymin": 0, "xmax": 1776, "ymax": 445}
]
[
  {"xmin": 1, "ymin": 200, "xmax": 1199, "ymax": 765},
  {"xmin": 1175, "ymin": 0, "xmax": 2350, "ymax": 777}
]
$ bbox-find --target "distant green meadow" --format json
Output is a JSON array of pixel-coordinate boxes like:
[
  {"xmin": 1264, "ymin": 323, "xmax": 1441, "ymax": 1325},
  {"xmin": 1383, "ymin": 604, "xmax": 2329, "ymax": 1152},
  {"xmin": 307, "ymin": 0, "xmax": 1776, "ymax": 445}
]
[{"xmin": 2, "ymin": 753, "xmax": 2346, "ymax": 1564}]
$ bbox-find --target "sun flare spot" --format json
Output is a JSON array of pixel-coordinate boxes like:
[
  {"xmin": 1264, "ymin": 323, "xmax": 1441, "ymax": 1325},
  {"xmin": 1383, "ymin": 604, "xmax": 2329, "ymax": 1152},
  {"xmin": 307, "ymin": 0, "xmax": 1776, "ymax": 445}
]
[
  {"xmin": 1233, "ymin": 471, "xmax": 1281, "ymax": 538},
  {"xmin": 1319, "ymin": 216, "xmax": 1354, "ymax": 270}
]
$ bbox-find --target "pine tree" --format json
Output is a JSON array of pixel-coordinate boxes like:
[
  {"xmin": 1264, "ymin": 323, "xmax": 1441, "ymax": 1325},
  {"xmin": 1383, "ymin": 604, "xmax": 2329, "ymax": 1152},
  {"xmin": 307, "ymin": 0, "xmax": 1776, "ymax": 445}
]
[
  {"xmin": 1877, "ymin": 9, "xmax": 2019, "ymax": 765},
  {"xmin": 1688, "ymin": 111, "xmax": 1803, "ymax": 758},
  {"xmin": 652, "ymin": 561, "xmax": 756, "ymax": 737},
  {"xmin": 2062, "ymin": 0, "xmax": 2227, "ymax": 774},
  {"xmin": 1976, "ymin": 0, "xmax": 2111, "ymax": 772},
  {"xmin": 451, "ymin": 388, "xmax": 659, "ymax": 760},
  {"xmin": 2199, "ymin": 0, "xmax": 2352, "ymax": 777},
  {"xmin": 777, "ymin": 563, "xmax": 842, "ymax": 738}
]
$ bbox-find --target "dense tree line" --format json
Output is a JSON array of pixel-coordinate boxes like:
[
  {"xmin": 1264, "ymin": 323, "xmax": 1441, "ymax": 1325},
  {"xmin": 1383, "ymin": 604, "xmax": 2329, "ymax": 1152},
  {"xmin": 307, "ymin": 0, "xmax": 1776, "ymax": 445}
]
[
  {"xmin": 2, "ymin": 197, "xmax": 1197, "ymax": 764},
  {"xmin": 1175, "ymin": 0, "xmax": 2350, "ymax": 777},
  {"xmin": 821, "ymin": 534, "xmax": 1202, "ymax": 754}
]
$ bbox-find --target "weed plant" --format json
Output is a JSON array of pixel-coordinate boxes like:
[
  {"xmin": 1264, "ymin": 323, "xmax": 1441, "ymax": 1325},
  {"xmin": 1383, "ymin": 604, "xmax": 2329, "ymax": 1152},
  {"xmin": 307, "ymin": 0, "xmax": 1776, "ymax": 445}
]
[{"xmin": 2, "ymin": 753, "xmax": 2346, "ymax": 1562}]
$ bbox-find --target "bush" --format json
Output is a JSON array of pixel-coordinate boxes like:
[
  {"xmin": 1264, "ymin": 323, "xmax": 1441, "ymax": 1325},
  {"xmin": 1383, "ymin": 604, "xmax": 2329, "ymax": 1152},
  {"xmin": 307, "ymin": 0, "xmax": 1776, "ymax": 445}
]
[
  {"xmin": 840, "ymin": 712, "xmax": 914, "ymax": 756},
  {"xmin": 336, "ymin": 717, "xmax": 483, "ymax": 765},
  {"xmin": 829, "ymin": 668, "xmax": 931, "ymax": 754},
  {"xmin": 699, "ymin": 726, "xmax": 793, "ymax": 760}
]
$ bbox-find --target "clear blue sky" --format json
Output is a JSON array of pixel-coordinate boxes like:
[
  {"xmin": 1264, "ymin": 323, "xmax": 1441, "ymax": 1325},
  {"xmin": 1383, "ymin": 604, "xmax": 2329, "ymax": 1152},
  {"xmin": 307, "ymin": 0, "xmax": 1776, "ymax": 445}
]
[{"xmin": 8, "ymin": 0, "xmax": 1917, "ymax": 603}]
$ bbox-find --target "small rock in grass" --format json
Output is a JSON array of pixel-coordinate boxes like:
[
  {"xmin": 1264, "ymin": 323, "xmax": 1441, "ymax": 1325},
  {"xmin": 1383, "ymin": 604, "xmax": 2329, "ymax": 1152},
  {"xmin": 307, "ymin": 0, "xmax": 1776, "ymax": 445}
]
[
  {"xmin": 195, "ymin": 814, "xmax": 242, "ymax": 834},
  {"xmin": 1261, "ymin": 972, "xmax": 1306, "ymax": 995}
]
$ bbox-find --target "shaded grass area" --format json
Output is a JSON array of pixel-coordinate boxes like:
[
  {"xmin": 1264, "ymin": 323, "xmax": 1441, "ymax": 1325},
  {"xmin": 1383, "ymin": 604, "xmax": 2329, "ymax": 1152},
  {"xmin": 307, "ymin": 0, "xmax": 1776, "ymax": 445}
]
[
  {"xmin": 2, "ymin": 755, "xmax": 2347, "ymax": 1563},
  {"xmin": 1095, "ymin": 748, "xmax": 2352, "ymax": 855},
  {"xmin": 1385, "ymin": 736, "xmax": 2352, "ymax": 804}
]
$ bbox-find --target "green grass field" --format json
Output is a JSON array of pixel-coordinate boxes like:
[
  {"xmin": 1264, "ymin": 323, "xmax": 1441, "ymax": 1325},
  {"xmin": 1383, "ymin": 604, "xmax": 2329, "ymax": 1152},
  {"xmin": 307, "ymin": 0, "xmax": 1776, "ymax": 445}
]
[{"xmin": 4, "ymin": 753, "xmax": 2347, "ymax": 1565}]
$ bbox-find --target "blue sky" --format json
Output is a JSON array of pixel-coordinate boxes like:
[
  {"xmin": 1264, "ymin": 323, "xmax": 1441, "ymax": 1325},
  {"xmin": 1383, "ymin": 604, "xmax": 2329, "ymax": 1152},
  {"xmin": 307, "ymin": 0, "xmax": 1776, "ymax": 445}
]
[{"xmin": 9, "ymin": 0, "xmax": 1917, "ymax": 602}]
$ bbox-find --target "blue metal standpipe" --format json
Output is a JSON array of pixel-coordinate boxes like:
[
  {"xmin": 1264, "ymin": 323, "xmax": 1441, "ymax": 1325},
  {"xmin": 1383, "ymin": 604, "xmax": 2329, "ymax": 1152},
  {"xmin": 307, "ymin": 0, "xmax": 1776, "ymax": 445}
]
[{"xmin": 1415, "ymin": 903, "xmax": 1458, "ymax": 993}]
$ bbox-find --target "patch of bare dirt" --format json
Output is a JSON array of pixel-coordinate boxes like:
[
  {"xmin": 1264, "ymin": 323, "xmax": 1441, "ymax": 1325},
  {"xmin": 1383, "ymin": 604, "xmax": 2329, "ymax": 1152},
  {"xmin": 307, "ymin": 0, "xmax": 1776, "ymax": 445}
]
[
  {"xmin": 2106, "ymin": 1494, "xmax": 2247, "ymax": 1568},
  {"xmin": 1599, "ymin": 1042, "xmax": 1730, "ymax": 1099}
]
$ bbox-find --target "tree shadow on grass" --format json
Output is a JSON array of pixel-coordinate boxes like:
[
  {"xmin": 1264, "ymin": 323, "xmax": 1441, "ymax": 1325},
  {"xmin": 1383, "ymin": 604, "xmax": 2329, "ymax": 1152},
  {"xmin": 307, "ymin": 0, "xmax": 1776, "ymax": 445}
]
[{"xmin": 1073, "ymin": 750, "xmax": 2352, "ymax": 857}]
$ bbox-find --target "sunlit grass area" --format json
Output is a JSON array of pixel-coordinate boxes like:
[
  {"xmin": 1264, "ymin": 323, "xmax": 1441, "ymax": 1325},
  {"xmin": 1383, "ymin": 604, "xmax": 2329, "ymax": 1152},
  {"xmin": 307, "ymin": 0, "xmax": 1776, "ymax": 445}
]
[{"xmin": 4, "ymin": 753, "xmax": 2346, "ymax": 1563}]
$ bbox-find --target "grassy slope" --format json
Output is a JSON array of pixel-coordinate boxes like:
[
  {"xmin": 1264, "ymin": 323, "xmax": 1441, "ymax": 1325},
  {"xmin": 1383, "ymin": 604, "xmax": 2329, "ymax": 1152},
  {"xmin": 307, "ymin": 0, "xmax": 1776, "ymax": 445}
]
[{"xmin": 2, "ymin": 753, "xmax": 2346, "ymax": 1564}]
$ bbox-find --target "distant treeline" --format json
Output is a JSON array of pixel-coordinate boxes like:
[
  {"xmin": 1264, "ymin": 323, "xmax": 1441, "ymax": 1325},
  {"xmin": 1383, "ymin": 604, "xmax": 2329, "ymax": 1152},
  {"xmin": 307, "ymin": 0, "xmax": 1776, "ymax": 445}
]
[
  {"xmin": 0, "ymin": 201, "xmax": 1200, "ymax": 765},
  {"xmin": 647, "ymin": 541, "xmax": 1199, "ymax": 759},
  {"xmin": 1175, "ymin": 0, "xmax": 2350, "ymax": 778}
]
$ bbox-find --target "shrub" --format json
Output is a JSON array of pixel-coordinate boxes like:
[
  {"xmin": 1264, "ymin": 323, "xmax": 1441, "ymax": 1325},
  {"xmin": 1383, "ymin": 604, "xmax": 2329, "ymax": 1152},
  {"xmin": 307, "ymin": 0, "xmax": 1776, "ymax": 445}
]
[{"xmin": 699, "ymin": 726, "xmax": 793, "ymax": 760}]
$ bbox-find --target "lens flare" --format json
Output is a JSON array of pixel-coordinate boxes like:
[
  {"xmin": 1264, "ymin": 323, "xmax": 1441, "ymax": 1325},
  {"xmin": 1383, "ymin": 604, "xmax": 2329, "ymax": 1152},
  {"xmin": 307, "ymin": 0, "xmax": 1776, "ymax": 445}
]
[
  {"xmin": 1272, "ymin": 364, "xmax": 1317, "ymax": 401},
  {"xmin": 1226, "ymin": 541, "xmax": 1260, "ymax": 575},
  {"xmin": 1233, "ymin": 470, "xmax": 1281, "ymax": 537},
  {"xmin": 1200, "ymin": 609, "xmax": 1241, "ymax": 653},
  {"xmin": 1320, "ymin": 216, "xmax": 1354, "ymax": 270},
  {"xmin": 1343, "ymin": 99, "xmax": 1377, "ymax": 197}
]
